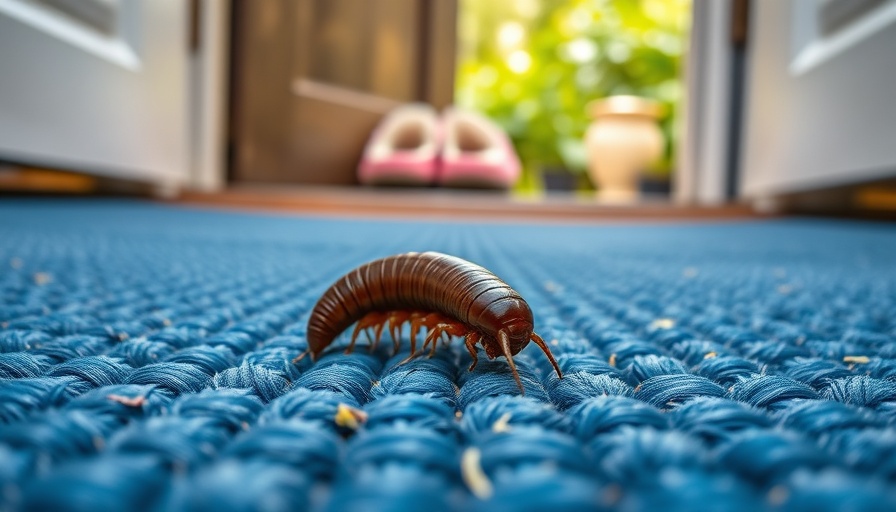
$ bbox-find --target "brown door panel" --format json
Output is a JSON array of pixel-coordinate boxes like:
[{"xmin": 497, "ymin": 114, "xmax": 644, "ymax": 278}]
[{"xmin": 230, "ymin": 0, "xmax": 456, "ymax": 185}]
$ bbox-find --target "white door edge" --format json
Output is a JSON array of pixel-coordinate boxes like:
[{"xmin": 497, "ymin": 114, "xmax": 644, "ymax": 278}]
[
  {"xmin": 674, "ymin": 0, "xmax": 733, "ymax": 206},
  {"xmin": 188, "ymin": 0, "xmax": 230, "ymax": 192}
]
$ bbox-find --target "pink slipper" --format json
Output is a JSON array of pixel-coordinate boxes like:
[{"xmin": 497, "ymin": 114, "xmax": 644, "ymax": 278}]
[
  {"xmin": 438, "ymin": 107, "xmax": 521, "ymax": 189},
  {"xmin": 358, "ymin": 104, "xmax": 440, "ymax": 186}
]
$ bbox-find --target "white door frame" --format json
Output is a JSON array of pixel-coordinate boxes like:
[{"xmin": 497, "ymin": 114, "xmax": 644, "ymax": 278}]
[
  {"xmin": 677, "ymin": 0, "xmax": 896, "ymax": 208},
  {"xmin": 188, "ymin": 0, "xmax": 229, "ymax": 192},
  {"xmin": 0, "ymin": 0, "xmax": 230, "ymax": 193},
  {"xmin": 675, "ymin": 0, "xmax": 735, "ymax": 206},
  {"xmin": 740, "ymin": 0, "xmax": 896, "ymax": 203}
]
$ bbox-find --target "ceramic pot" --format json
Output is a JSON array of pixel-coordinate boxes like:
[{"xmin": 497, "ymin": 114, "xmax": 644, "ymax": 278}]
[{"xmin": 585, "ymin": 95, "xmax": 664, "ymax": 202}]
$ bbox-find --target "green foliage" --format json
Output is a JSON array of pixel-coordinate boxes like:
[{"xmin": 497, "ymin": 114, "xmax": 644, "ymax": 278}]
[{"xmin": 456, "ymin": 0, "xmax": 690, "ymax": 190}]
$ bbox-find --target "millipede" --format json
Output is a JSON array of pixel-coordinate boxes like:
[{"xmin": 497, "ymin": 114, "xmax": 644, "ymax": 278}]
[{"xmin": 301, "ymin": 251, "xmax": 562, "ymax": 391}]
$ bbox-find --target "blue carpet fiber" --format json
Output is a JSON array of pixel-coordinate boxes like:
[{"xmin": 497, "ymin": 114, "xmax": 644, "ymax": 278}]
[{"xmin": 2, "ymin": 200, "xmax": 896, "ymax": 512}]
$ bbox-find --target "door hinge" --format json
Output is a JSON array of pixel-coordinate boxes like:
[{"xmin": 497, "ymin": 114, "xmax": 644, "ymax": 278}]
[{"xmin": 189, "ymin": 0, "xmax": 202, "ymax": 53}]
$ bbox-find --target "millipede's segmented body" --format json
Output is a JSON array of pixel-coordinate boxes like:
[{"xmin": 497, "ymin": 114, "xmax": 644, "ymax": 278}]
[{"xmin": 305, "ymin": 252, "xmax": 561, "ymax": 391}]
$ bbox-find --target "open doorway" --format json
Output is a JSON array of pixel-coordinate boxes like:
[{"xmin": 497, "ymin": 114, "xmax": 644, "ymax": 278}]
[
  {"xmin": 228, "ymin": 0, "xmax": 691, "ymax": 200},
  {"xmin": 455, "ymin": 0, "xmax": 691, "ymax": 196}
]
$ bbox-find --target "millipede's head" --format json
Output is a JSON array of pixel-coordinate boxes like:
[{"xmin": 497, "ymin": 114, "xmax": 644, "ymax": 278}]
[
  {"xmin": 481, "ymin": 319, "xmax": 531, "ymax": 359},
  {"xmin": 486, "ymin": 323, "xmax": 562, "ymax": 394},
  {"xmin": 503, "ymin": 319, "xmax": 534, "ymax": 354},
  {"xmin": 483, "ymin": 320, "xmax": 532, "ymax": 394}
]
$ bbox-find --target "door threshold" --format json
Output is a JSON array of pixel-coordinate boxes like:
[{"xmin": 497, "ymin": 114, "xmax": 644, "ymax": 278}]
[{"xmin": 176, "ymin": 184, "xmax": 760, "ymax": 223}]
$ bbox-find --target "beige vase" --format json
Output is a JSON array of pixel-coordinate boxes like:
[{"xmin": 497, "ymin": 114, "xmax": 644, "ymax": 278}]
[{"xmin": 585, "ymin": 95, "xmax": 664, "ymax": 202}]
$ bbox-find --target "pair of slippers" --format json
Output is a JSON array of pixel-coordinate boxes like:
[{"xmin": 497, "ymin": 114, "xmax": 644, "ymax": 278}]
[{"xmin": 358, "ymin": 104, "xmax": 521, "ymax": 189}]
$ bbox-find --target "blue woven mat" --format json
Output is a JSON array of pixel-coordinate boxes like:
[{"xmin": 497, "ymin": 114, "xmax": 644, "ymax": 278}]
[{"xmin": 2, "ymin": 200, "xmax": 896, "ymax": 512}]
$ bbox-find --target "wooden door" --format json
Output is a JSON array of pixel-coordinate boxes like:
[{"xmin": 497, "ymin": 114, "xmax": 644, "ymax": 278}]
[
  {"xmin": 0, "ymin": 0, "xmax": 191, "ymax": 188},
  {"xmin": 230, "ymin": 0, "xmax": 456, "ymax": 186}
]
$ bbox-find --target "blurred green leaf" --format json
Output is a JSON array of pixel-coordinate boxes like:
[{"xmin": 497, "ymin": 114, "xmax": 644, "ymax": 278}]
[{"xmin": 456, "ymin": 0, "xmax": 690, "ymax": 191}]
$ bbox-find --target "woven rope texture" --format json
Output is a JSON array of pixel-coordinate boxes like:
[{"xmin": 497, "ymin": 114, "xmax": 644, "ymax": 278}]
[{"xmin": 2, "ymin": 200, "xmax": 896, "ymax": 511}]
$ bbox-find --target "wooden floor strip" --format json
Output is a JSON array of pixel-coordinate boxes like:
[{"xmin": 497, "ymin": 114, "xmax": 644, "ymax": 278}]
[{"xmin": 176, "ymin": 185, "xmax": 760, "ymax": 223}]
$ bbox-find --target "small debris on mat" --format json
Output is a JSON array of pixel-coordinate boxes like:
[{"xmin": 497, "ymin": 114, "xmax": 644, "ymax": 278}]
[
  {"xmin": 491, "ymin": 412, "xmax": 513, "ymax": 433},
  {"xmin": 462, "ymin": 447, "xmax": 493, "ymax": 500},
  {"xmin": 650, "ymin": 318, "xmax": 676, "ymax": 330},
  {"xmin": 767, "ymin": 485, "xmax": 790, "ymax": 506},
  {"xmin": 334, "ymin": 403, "xmax": 368, "ymax": 430},
  {"xmin": 107, "ymin": 394, "xmax": 146, "ymax": 408}
]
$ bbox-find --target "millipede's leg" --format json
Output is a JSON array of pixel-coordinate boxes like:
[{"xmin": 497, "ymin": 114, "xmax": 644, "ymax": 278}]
[
  {"xmin": 409, "ymin": 312, "xmax": 425, "ymax": 357},
  {"xmin": 399, "ymin": 327, "xmax": 435, "ymax": 365},
  {"xmin": 428, "ymin": 328, "xmax": 442, "ymax": 358},
  {"xmin": 292, "ymin": 348, "xmax": 312, "ymax": 364},
  {"xmin": 348, "ymin": 312, "xmax": 387, "ymax": 354},
  {"xmin": 388, "ymin": 314, "xmax": 400, "ymax": 350},
  {"xmin": 363, "ymin": 314, "xmax": 387, "ymax": 351},
  {"xmin": 387, "ymin": 312, "xmax": 409, "ymax": 354},
  {"xmin": 464, "ymin": 332, "xmax": 481, "ymax": 371},
  {"xmin": 423, "ymin": 326, "xmax": 441, "ymax": 357},
  {"xmin": 417, "ymin": 313, "xmax": 442, "ymax": 356},
  {"xmin": 440, "ymin": 322, "xmax": 466, "ymax": 339},
  {"xmin": 373, "ymin": 321, "xmax": 386, "ymax": 352},
  {"xmin": 346, "ymin": 322, "xmax": 365, "ymax": 354},
  {"xmin": 407, "ymin": 328, "xmax": 418, "ymax": 359},
  {"xmin": 430, "ymin": 321, "xmax": 467, "ymax": 357}
]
